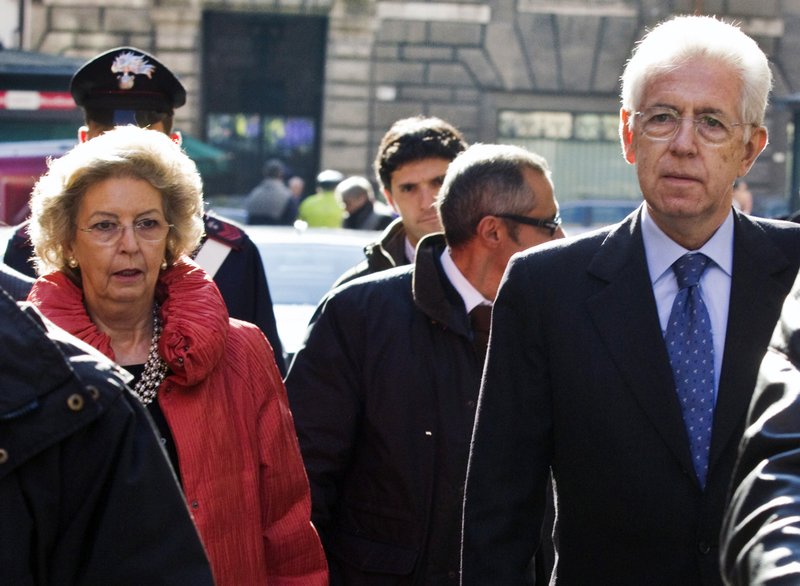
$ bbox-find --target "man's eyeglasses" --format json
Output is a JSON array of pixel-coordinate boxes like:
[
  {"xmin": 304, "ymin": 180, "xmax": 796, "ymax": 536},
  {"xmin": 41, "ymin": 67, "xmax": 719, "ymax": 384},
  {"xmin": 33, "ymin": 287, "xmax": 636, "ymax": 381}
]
[
  {"xmin": 79, "ymin": 218, "xmax": 173, "ymax": 245},
  {"xmin": 495, "ymin": 213, "xmax": 562, "ymax": 236},
  {"xmin": 634, "ymin": 107, "xmax": 754, "ymax": 146}
]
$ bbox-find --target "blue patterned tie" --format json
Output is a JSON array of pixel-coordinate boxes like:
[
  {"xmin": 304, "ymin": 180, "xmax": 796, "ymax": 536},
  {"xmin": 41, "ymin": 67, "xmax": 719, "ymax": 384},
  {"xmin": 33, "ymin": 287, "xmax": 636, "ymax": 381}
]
[{"xmin": 664, "ymin": 253, "xmax": 715, "ymax": 488}]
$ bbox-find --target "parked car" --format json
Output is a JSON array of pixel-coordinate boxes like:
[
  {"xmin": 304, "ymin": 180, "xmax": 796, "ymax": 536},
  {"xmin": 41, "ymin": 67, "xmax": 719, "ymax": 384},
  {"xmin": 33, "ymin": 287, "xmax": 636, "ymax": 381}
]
[
  {"xmin": 245, "ymin": 224, "xmax": 381, "ymax": 362},
  {"xmin": 559, "ymin": 199, "xmax": 640, "ymax": 236}
]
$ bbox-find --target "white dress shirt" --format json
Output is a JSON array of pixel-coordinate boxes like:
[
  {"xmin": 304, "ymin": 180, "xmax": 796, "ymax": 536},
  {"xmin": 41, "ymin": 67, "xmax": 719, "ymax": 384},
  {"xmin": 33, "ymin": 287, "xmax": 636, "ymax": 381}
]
[{"xmin": 440, "ymin": 247, "xmax": 492, "ymax": 313}]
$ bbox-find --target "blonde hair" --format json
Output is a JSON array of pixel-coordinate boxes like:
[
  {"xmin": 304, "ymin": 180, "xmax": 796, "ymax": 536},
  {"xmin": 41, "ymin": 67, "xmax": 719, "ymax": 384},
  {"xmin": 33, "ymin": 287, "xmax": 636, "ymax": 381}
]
[{"xmin": 29, "ymin": 125, "xmax": 204, "ymax": 276}]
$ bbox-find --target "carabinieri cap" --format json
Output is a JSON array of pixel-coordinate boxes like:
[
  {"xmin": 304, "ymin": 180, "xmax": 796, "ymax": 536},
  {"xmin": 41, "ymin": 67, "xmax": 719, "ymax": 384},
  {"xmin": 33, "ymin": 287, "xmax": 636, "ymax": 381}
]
[{"xmin": 70, "ymin": 47, "xmax": 186, "ymax": 114}]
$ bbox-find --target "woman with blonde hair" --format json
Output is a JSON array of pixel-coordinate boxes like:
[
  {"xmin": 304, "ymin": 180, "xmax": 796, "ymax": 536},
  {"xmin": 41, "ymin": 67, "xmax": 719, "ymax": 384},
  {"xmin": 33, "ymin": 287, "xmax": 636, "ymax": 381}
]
[{"xmin": 27, "ymin": 125, "xmax": 327, "ymax": 585}]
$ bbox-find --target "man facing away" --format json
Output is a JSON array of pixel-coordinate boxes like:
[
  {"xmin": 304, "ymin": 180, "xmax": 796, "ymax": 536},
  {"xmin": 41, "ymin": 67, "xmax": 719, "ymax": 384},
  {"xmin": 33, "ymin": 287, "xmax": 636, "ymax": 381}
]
[
  {"xmin": 2, "ymin": 46, "xmax": 287, "ymax": 374},
  {"xmin": 720, "ymin": 270, "xmax": 800, "ymax": 586},
  {"xmin": 333, "ymin": 115, "xmax": 467, "ymax": 287},
  {"xmin": 0, "ymin": 287, "xmax": 214, "ymax": 584},
  {"xmin": 462, "ymin": 15, "xmax": 800, "ymax": 585},
  {"xmin": 285, "ymin": 143, "xmax": 564, "ymax": 584}
]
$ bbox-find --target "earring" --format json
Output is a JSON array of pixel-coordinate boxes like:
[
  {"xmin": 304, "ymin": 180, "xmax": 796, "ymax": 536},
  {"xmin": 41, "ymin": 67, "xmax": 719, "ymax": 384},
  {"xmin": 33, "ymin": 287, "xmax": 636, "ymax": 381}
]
[
  {"xmin": 160, "ymin": 258, "xmax": 168, "ymax": 270},
  {"xmin": 67, "ymin": 257, "xmax": 78, "ymax": 268}
]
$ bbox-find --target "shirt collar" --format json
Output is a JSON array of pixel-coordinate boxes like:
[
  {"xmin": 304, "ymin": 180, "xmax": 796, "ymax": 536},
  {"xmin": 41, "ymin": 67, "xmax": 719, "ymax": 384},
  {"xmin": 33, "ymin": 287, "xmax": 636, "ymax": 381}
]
[
  {"xmin": 405, "ymin": 237, "xmax": 416, "ymax": 263},
  {"xmin": 439, "ymin": 247, "xmax": 492, "ymax": 313},
  {"xmin": 641, "ymin": 205, "xmax": 734, "ymax": 283}
]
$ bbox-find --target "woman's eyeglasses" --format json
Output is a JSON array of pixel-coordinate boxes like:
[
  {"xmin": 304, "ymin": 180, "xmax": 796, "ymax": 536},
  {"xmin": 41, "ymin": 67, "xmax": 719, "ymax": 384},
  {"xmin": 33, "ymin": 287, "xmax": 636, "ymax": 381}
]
[{"xmin": 79, "ymin": 218, "xmax": 172, "ymax": 245}]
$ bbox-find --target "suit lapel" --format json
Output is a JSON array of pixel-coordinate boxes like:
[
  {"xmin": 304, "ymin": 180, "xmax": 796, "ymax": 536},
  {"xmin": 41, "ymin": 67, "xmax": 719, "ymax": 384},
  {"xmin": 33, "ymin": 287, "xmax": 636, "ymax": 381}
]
[
  {"xmin": 710, "ymin": 213, "xmax": 796, "ymax": 468},
  {"xmin": 585, "ymin": 211, "xmax": 695, "ymax": 475}
]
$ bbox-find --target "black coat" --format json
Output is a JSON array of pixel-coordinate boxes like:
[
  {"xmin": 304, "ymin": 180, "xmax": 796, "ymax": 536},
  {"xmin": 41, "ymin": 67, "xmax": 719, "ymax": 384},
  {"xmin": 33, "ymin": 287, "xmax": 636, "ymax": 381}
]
[
  {"xmin": 333, "ymin": 217, "xmax": 409, "ymax": 287},
  {"xmin": 0, "ymin": 291, "xmax": 214, "ymax": 585},
  {"xmin": 720, "ymin": 272, "xmax": 800, "ymax": 585},
  {"xmin": 462, "ymin": 208, "xmax": 800, "ymax": 585},
  {"xmin": 286, "ymin": 234, "xmax": 484, "ymax": 585}
]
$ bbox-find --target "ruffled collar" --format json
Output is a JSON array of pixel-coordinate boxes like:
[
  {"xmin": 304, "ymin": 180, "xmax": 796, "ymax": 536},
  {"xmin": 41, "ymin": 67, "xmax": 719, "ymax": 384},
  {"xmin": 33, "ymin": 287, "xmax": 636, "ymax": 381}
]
[{"xmin": 28, "ymin": 256, "xmax": 229, "ymax": 387}]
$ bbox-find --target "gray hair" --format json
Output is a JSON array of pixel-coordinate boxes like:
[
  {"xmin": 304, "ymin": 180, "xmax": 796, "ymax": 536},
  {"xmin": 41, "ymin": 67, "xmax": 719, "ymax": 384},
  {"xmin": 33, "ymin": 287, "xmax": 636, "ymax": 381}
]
[
  {"xmin": 29, "ymin": 125, "xmax": 204, "ymax": 276},
  {"xmin": 335, "ymin": 176, "xmax": 375, "ymax": 202},
  {"xmin": 621, "ymin": 15, "xmax": 771, "ymax": 131},
  {"xmin": 436, "ymin": 143, "xmax": 552, "ymax": 248}
]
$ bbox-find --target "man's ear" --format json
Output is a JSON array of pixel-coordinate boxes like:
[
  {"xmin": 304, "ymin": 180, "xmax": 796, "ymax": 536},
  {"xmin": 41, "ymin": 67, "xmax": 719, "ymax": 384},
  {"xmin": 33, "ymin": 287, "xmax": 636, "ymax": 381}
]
[
  {"xmin": 738, "ymin": 125, "xmax": 768, "ymax": 177},
  {"xmin": 620, "ymin": 109, "xmax": 636, "ymax": 165},
  {"xmin": 476, "ymin": 215, "xmax": 502, "ymax": 248},
  {"xmin": 383, "ymin": 188, "xmax": 398, "ymax": 213},
  {"xmin": 78, "ymin": 126, "xmax": 89, "ymax": 144}
]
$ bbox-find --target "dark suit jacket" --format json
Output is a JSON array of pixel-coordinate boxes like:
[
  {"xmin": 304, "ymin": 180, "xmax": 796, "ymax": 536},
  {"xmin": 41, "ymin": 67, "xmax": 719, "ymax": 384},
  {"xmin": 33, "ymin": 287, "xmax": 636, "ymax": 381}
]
[
  {"xmin": 461, "ymin": 207, "xmax": 800, "ymax": 586},
  {"xmin": 720, "ymin": 272, "xmax": 800, "ymax": 585}
]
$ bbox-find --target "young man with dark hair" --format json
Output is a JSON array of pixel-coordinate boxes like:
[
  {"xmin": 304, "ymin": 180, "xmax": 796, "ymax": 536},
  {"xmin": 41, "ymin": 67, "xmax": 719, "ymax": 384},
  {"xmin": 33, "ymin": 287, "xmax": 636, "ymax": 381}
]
[{"xmin": 333, "ymin": 115, "xmax": 467, "ymax": 286}]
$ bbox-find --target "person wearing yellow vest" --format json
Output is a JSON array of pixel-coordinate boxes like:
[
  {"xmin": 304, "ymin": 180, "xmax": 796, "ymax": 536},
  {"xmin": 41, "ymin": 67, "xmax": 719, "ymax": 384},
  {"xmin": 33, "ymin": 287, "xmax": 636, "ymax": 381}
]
[{"xmin": 298, "ymin": 169, "xmax": 345, "ymax": 227}]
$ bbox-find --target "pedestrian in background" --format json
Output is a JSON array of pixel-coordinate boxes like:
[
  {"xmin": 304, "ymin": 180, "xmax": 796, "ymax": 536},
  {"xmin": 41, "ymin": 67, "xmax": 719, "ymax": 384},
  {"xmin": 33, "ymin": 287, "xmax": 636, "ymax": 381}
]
[
  {"xmin": 462, "ymin": 15, "xmax": 800, "ymax": 585},
  {"xmin": 298, "ymin": 169, "xmax": 345, "ymax": 227},
  {"xmin": 337, "ymin": 175, "xmax": 394, "ymax": 231},
  {"xmin": 244, "ymin": 158, "xmax": 295, "ymax": 225}
]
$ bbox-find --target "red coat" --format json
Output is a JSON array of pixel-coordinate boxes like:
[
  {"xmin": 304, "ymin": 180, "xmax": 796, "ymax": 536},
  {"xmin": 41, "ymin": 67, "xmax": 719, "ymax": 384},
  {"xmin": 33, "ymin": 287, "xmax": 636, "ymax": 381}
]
[{"xmin": 29, "ymin": 257, "xmax": 328, "ymax": 586}]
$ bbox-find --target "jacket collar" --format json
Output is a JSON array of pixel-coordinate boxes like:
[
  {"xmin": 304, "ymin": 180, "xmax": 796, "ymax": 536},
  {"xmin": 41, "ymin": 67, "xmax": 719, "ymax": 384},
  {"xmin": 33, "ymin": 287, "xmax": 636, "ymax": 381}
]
[
  {"xmin": 412, "ymin": 233, "xmax": 471, "ymax": 337},
  {"xmin": 28, "ymin": 256, "xmax": 229, "ymax": 387},
  {"xmin": 365, "ymin": 217, "xmax": 408, "ymax": 269}
]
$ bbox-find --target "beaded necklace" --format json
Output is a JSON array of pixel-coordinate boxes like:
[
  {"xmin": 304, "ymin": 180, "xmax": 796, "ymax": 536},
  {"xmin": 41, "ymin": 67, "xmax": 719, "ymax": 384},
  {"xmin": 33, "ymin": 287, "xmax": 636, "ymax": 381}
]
[{"xmin": 132, "ymin": 303, "xmax": 169, "ymax": 405}]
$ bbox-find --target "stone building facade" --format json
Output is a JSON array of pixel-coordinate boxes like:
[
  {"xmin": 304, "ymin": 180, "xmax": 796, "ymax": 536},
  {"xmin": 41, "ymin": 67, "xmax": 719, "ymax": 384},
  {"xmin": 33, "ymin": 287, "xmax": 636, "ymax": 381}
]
[{"xmin": 16, "ymin": 0, "xmax": 800, "ymax": 208}]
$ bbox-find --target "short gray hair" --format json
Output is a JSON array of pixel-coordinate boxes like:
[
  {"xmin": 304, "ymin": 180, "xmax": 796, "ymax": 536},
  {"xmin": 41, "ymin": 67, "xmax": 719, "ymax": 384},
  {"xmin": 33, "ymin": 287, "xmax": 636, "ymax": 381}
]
[
  {"xmin": 335, "ymin": 176, "xmax": 375, "ymax": 202},
  {"xmin": 436, "ymin": 143, "xmax": 552, "ymax": 248}
]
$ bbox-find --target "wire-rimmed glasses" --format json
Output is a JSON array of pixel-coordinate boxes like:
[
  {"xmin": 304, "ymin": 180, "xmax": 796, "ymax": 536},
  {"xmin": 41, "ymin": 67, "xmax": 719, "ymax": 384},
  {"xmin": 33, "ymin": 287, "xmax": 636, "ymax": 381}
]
[
  {"xmin": 634, "ymin": 107, "xmax": 754, "ymax": 146},
  {"xmin": 79, "ymin": 218, "xmax": 173, "ymax": 245}
]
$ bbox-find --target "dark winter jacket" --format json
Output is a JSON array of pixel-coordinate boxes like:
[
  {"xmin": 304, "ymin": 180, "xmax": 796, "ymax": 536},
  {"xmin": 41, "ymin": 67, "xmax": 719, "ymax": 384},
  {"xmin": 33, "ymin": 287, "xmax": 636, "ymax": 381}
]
[
  {"xmin": 0, "ymin": 290, "xmax": 213, "ymax": 586},
  {"xmin": 721, "ymin": 272, "xmax": 800, "ymax": 585},
  {"xmin": 286, "ymin": 233, "xmax": 484, "ymax": 584},
  {"xmin": 332, "ymin": 217, "xmax": 409, "ymax": 287}
]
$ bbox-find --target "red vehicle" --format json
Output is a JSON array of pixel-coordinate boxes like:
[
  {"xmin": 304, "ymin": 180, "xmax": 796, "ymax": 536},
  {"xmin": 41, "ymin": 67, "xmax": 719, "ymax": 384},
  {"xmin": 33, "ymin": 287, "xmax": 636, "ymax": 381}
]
[{"xmin": 0, "ymin": 140, "xmax": 76, "ymax": 225}]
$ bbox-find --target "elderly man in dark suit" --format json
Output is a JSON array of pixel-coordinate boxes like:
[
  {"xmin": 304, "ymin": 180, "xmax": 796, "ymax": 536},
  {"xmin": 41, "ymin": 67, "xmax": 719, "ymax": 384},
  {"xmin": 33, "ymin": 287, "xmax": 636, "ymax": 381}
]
[{"xmin": 461, "ymin": 15, "xmax": 800, "ymax": 585}]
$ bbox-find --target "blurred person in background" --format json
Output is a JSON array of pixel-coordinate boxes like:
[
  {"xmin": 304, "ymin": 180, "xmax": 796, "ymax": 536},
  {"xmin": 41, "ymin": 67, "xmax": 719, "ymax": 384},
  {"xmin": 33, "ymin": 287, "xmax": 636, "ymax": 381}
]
[
  {"xmin": 337, "ymin": 175, "xmax": 394, "ymax": 231},
  {"xmin": 1, "ymin": 287, "xmax": 215, "ymax": 585},
  {"xmin": 244, "ymin": 158, "xmax": 295, "ymax": 225},
  {"xmin": 26, "ymin": 126, "xmax": 327, "ymax": 585},
  {"xmin": 286, "ymin": 174, "xmax": 306, "ymax": 221},
  {"xmin": 286, "ymin": 143, "xmax": 563, "ymax": 584},
  {"xmin": 2, "ymin": 46, "xmax": 286, "ymax": 374},
  {"xmin": 298, "ymin": 169, "xmax": 345, "ymax": 227},
  {"xmin": 333, "ymin": 115, "xmax": 467, "ymax": 287}
]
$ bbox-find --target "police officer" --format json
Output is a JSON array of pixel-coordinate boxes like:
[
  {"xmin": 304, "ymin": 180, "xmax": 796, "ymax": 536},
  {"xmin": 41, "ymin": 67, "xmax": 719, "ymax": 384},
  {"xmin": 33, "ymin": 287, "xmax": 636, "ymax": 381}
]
[{"xmin": 3, "ymin": 47, "xmax": 286, "ymax": 373}]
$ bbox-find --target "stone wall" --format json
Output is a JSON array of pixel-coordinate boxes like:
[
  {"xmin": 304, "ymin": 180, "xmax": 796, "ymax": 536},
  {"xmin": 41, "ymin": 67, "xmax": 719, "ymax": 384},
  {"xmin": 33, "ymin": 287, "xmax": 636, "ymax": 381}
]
[{"xmin": 21, "ymin": 0, "xmax": 800, "ymax": 200}]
